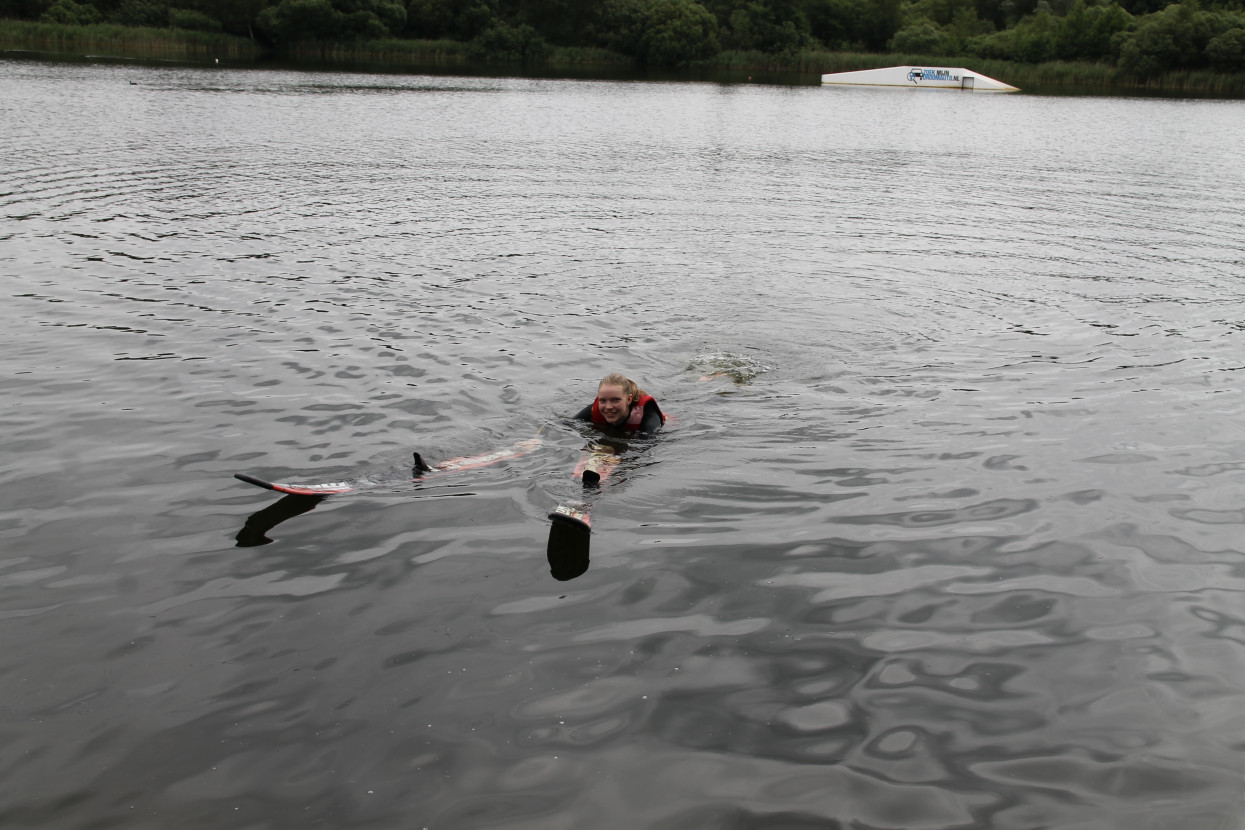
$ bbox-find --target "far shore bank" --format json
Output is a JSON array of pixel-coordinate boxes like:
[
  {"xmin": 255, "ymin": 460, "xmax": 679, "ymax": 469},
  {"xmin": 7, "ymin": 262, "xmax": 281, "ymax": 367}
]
[{"xmin": 4, "ymin": 19, "xmax": 1244, "ymax": 97}]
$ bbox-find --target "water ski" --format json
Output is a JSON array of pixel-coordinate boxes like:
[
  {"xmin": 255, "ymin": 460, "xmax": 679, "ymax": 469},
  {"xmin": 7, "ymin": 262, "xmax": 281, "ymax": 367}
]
[
  {"xmin": 546, "ymin": 447, "xmax": 609, "ymax": 581},
  {"xmin": 233, "ymin": 473, "xmax": 354, "ymax": 496},
  {"xmin": 233, "ymin": 438, "xmax": 543, "ymax": 497}
]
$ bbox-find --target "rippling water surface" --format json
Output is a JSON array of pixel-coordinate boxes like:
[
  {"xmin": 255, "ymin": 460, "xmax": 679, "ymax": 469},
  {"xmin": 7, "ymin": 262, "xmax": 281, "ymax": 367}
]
[{"xmin": 3, "ymin": 58, "xmax": 1245, "ymax": 829}]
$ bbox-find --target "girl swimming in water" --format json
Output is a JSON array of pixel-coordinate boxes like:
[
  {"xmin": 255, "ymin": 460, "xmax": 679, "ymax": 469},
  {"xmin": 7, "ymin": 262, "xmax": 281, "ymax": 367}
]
[{"xmin": 573, "ymin": 373, "xmax": 665, "ymax": 433}]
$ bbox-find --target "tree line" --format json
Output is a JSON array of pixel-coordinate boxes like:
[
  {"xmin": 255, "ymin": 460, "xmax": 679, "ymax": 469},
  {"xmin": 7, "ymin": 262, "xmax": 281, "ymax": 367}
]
[{"xmin": 3, "ymin": 0, "xmax": 1244, "ymax": 76}]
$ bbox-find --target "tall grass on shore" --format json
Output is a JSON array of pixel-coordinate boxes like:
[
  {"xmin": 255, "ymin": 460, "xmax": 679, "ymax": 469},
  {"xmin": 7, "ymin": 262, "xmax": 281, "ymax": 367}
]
[
  {"xmin": 547, "ymin": 46, "xmax": 631, "ymax": 67},
  {"xmin": 282, "ymin": 39, "xmax": 630, "ymax": 69},
  {"xmin": 1140, "ymin": 68, "xmax": 1245, "ymax": 94},
  {"xmin": 1, "ymin": 19, "xmax": 260, "ymax": 60},
  {"xmin": 283, "ymin": 38, "xmax": 470, "ymax": 65}
]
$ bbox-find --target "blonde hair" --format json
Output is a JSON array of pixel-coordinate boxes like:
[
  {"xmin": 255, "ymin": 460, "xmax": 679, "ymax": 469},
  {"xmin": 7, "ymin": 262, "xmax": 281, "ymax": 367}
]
[{"xmin": 598, "ymin": 373, "xmax": 646, "ymax": 402}]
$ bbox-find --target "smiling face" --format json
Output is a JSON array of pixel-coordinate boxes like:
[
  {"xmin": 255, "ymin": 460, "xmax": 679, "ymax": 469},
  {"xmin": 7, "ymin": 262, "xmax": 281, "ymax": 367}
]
[{"xmin": 596, "ymin": 383, "xmax": 633, "ymax": 425}]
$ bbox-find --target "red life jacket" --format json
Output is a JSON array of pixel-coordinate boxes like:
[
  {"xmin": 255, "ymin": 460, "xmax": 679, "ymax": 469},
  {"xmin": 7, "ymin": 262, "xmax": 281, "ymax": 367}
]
[{"xmin": 590, "ymin": 393, "xmax": 664, "ymax": 431}]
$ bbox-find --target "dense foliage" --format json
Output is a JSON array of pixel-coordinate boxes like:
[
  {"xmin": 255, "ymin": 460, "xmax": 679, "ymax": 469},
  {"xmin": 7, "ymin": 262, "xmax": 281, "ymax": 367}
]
[{"xmin": 2, "ymin": 0, "xmax": 1243, "ymax": 72}]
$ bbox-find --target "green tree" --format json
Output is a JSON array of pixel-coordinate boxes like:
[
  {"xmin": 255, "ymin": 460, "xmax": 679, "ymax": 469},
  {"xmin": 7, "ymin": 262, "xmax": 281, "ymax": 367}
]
[
  {"xmin": 968, "ymin": 8, "xmax": 1055, "ymax": 60},
  {"xmin": 1050, "ymin": 1, "xmax": 1131, "ymax": 60},
  {"xmin": 111, "ymin": 0, "xmax": 168, "ymax": 26},
  {"xmin": 183, "ymin": 0, "xmax": 269, "ymax": 37},
  {"xmin": 800, "ymin": 0, "xmax": 869, "ymax": 48},
  {"xmin": 862, "ymin": 0, "xmax": 904, "ymax": 48},
  {"xmin": 468, "ymin": 19, "xmax": 551, "ymax": 58},
  {"xmin": 704, "ymin": 0, "xmax": 813, "ymax": 50},
  {"xmin": 727, "ymin": 2, "xmax": 811, "ymax": 50},
  {"xmin": 604, "ymin": 0, "xmax": 720, "ymax": 66},
  {"xmin": 169, "ymin": 7, "xmax": 224, "ymax": 30},
  {"xmin": 976, "ymin": 0, "xmax": 1042, "ymax": 29},
  {"xmin": 1, "ymin": 0, "xmax": 49, "ymax": 22},
  {"xmin": 1118, "ymin": 0, "xmax": 1168, "ymax": 14},
  {"xmin": 515, "ymin": 0, "xmax": 605, "ymax": 44},
  {"xmin": 1117, "ymin": 0, "xmax": 1213, "ymax": 75},
  {"xmin": 257, "ymin": 0, "xmax": 405, "ymax": 42},
  {"xmin": 644, "ymin": 0, "xmax": 721, "ymax": 62},
  {"xmin": 406, "ymin": 0, "xmax": 498, "ymax": 39},
  {"xmin": 1205, "ymin": 25, "xmax": 1245, "ymax": 69},
  {"xmin": 798, "ymin": 0, "xmax": 903, "ymax": 48},
  {"xmin": 39, "ymin": 0, "xmax": 104, "ymax": 23},
  {"xmin": 947, "ymin": 4, "xmax": 993, "ymax": 47},
  {"xmin": 257, "ymin": 0, "xmax": 343, "ymax": 41},
  {"xmin": 923, "ymin": 0, "xmax": 977, "ymax": 26},
  {"xmin": 344, "ymin": 0, "xmax": 407, "ymax": 33},
  {"xmin": 888, "ymin": 15, "xmax": 951, "ymax": 49}
]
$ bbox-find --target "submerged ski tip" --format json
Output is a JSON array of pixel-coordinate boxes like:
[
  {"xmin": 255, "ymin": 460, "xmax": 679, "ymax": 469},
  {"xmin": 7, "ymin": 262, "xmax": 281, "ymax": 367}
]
[{"xmin": 549, "ymin": 504, "xmax": 591, "ymax": 530}]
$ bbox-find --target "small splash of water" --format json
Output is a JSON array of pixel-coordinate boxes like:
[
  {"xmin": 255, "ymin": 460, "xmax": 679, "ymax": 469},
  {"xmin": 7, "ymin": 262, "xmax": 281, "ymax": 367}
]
[{"xmin": 688, "ymin": 351, "xmax": 771, "ymax": 387}]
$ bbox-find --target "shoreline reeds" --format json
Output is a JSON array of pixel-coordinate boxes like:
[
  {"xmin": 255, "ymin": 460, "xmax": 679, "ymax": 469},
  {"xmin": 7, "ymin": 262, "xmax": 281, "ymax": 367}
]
[
  {"xmin": 281, "ymin": 41, "xmax": 633, "ymax": 70},
  {"xmin": 283, "ymin": 38, "xmax": 470, "ymax": 65},
  {"xmin": 1, "ymin": 19, "xmax": 260, "ymax": 59}
]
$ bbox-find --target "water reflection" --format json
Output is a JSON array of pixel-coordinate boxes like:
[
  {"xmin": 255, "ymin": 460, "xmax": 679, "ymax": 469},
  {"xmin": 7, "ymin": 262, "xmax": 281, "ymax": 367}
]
[
  {"xmin": 546, "ymin": 518, "xmax": 590, "ymax": 580},
  {"xmin": 235, "ymin": 493, "xmax": 326, "ymax": 547}
]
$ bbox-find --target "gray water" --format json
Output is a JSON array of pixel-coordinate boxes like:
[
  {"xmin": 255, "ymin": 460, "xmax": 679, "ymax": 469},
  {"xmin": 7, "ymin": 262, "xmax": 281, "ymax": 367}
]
[{"xmin": 3, "ymin": 58, "xmax": 1245, "ymax": 829}]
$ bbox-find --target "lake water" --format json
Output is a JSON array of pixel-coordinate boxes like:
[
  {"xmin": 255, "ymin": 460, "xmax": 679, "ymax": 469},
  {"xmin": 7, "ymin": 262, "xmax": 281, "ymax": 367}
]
[{"xmin": 3, "ymin": 57, "xmax": 1245, "ymax": 829}]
